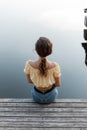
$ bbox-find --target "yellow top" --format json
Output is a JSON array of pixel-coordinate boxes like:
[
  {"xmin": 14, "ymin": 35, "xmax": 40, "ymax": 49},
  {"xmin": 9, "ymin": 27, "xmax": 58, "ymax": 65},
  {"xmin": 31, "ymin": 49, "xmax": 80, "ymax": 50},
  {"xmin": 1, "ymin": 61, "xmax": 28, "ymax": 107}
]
[{"xmin": 24, "ymin": 60, "xmax": 61, "ymax": 88}]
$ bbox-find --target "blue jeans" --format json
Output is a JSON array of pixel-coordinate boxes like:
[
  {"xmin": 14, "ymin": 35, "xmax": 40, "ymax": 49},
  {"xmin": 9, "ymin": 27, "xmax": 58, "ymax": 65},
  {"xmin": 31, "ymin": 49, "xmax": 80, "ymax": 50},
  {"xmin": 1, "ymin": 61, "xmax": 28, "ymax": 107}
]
[{"xmin": 31, "ymin": 86, "xmax": 58, "ymax": 104}]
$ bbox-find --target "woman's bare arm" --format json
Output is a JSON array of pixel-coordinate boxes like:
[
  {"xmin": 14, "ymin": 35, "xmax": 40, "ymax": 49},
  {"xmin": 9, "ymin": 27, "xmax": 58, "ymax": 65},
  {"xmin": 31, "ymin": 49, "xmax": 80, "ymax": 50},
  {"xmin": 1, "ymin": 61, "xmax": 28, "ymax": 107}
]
[
  {"xmin": 54, "ymin": 77, "xmax": 61, "ymax": 87},
  {"xmin": 26, "ymin": 74, "xmax": 33, "ymax": 83}
]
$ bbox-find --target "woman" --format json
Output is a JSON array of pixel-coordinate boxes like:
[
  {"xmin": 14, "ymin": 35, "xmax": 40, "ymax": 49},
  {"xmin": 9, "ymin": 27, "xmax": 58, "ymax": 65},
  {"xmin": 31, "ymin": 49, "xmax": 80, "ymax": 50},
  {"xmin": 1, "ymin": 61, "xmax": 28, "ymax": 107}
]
[{"xmin": 24, "ymin": 37, "xmax": 61, "ymax": 104}]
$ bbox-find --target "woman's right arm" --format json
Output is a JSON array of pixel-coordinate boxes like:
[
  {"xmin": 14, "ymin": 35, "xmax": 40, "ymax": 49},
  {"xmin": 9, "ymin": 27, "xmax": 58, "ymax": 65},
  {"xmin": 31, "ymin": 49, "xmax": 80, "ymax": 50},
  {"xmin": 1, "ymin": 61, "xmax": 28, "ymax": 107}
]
[
  {"xmin": 53, "ymin": 63, "xmax": 61, "ymax": 87},
  {"xmin": 54, "ymin": 76, "xmax": 61, "ymax": 87}
]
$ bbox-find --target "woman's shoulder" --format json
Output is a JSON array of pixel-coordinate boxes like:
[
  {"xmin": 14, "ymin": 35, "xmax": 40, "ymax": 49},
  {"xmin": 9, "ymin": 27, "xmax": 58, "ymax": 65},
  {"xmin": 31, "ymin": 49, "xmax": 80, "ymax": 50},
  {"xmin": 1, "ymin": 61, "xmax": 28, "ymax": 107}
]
[
  {"xmin": 25, "ymin": 59, "xmax": 60, "ymax": 69},
  {"xmin": 48, "ymin": 61, "xmax": 59, "ymax": 69},
  {"xmin": 28, "ymin": 60, "xmax": 38, "ymax": 69},
  {"xmin": 25, "ymin": 59, "xmax": 33, "ymax": 67}
]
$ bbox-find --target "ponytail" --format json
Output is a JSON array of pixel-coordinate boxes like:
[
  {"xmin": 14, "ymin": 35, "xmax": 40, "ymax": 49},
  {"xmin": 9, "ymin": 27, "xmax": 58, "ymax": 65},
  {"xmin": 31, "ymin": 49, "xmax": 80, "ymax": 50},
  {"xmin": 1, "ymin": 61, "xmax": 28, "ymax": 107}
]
[{"xmin": 39, "ymin": 58, "xmax": 47, "ymax": 76}]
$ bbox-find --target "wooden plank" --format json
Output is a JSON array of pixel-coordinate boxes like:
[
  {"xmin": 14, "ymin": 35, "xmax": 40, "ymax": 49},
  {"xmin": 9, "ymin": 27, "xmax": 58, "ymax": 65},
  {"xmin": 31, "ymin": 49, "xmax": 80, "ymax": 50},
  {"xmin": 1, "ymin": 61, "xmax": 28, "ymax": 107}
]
[
  {"xmin": 0, "ymin": 102, "xmax": 87, "ymax": 108},
  {"xmin": 0, "ymin": 112, "xmax": 87, "ymax": 118},
  {"xmin": 0, "ymin": 122, "xmax": 87, "ymax": 128},
  {"xmin": 0, "ymin": 117, "xmax": 87, "ymax": 123},
  {"xmin": 0, "ymin": 98, "xmax": 87, "ymax": 103},
  {"xmin": 0, "ymin": 128, "xmax": 85, "ymax": 130},
  {"xmin": 0, "ymin": 107, "xmax": 87, "ymax": 113}
]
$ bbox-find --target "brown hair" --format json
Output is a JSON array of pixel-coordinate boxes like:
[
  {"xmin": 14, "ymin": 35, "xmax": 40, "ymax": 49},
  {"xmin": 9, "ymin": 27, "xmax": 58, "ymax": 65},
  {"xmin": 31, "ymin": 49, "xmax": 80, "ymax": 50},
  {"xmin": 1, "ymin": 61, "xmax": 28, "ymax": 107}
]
[{"xmin": 35, "ymin": 37, "xmax": 52, "ymax": 76}]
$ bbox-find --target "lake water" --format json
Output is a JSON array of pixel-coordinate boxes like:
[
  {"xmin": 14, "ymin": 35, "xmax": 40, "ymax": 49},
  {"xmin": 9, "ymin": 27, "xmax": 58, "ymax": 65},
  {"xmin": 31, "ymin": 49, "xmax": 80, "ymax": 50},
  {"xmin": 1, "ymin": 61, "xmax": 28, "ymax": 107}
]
[
  {"xmin": 0, "ymin": 0, "xmax": 87, "ymax": 98},
  {"xmin": 0, "ymin": 28, "xmax": 87, "ymax": 98}
]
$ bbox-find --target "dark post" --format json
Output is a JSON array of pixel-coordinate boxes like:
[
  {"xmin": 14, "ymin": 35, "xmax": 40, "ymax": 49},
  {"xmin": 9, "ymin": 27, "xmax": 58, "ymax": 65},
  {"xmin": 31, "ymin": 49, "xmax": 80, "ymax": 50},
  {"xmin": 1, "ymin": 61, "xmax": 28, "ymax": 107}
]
[
  {"xmin": 84, "ymin": 8, "xmax": 87, "ymax": 13},
  {"xmin": 82, "ymin": 8, "xmax": 87, "ymax": 66}
]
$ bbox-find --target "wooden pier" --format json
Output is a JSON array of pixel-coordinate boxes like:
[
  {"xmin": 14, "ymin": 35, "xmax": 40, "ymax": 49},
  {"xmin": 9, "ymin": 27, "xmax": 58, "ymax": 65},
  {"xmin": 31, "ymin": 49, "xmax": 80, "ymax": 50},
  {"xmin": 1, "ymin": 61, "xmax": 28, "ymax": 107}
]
[{"xmin": 0, "ymin": 99, "xmax": 87, "ymax": 129}]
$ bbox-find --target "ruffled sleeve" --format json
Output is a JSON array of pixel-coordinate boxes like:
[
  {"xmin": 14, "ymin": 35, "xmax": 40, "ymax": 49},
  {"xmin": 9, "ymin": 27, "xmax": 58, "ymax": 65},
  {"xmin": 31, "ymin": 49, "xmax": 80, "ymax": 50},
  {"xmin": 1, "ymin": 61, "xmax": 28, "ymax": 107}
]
[
  {"xmin": 24, "ymin": 61, "xmax": 30, "ymax": 74},
  {"xmin": 53, "ymin": 64, "xmax": 61, "ymax": 78}
]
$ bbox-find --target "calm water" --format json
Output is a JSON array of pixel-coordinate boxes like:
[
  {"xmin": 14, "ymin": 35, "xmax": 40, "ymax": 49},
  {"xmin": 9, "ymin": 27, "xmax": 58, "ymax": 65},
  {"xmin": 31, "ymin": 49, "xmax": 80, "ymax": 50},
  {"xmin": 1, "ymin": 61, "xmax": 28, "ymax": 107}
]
[
  {"xmin": 0, "ymin": 29, "xmax": 87, "ymax": 98},
  {"xmin": 0, "ymin": 0, "xmax": 87, "ymax": 98}
]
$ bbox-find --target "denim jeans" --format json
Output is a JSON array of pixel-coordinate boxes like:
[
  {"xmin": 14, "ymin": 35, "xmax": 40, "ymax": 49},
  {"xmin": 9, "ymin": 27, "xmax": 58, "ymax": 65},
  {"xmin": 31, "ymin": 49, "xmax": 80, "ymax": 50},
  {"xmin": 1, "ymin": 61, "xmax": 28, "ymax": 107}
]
[{"xmin": 31, "ymin": 86, "xmax": 58, "ymax": 104}]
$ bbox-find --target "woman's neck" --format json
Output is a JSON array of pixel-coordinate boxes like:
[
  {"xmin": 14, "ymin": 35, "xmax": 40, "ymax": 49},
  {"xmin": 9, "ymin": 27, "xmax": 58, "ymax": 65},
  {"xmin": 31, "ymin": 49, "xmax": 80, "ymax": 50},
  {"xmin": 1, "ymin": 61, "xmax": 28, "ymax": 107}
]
[{"xmin": 38, "ymin": 57, "xmax": 48, "ymax": 62}]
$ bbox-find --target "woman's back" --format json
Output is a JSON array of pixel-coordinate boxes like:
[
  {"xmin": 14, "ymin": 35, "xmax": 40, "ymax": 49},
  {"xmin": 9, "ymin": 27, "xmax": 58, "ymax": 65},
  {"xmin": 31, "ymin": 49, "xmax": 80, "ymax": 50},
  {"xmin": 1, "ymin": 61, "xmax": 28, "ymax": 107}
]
[{"xmin": 24, "ymin": 59, "xmax": 61, "ymax": 88}]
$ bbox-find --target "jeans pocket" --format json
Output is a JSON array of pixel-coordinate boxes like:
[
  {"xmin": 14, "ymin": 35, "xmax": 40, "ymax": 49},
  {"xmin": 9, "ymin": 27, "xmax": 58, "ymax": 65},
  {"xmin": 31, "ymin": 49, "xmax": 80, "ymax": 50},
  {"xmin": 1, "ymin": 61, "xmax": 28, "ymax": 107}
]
[
  {"xmin": 45, "ymin": 88, "xmax": 58, "ymax": 103},
  {"xmin": 31, "ymin": 88, "xmax": 43, "ymax": 103}
]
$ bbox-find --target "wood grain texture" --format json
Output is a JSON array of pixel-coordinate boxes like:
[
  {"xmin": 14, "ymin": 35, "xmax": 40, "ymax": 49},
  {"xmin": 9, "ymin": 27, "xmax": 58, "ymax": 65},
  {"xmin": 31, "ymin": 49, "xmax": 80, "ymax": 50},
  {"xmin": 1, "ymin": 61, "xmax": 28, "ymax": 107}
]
[{"xmin": 0, "ymin": 99, "xmax": 87, "ymax": 129}]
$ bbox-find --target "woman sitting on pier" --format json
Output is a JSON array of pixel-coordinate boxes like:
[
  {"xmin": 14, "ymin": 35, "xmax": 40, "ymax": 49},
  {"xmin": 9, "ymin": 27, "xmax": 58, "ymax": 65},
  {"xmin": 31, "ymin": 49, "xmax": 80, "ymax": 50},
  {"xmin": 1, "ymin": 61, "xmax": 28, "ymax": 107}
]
[{"xmin": 24, "ymin": 37, "xmax": 61, "ymax": 104}]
